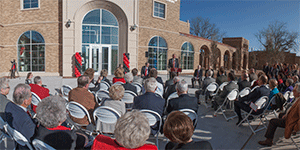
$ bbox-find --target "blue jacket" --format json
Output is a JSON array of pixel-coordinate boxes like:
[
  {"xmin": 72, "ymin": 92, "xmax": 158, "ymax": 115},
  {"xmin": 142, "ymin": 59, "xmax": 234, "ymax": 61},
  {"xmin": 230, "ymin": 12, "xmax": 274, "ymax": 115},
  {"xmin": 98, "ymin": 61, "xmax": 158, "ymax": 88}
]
[
  {"xmin": 269, "ymin": 87, "xmax": 279, "ymax": 100},
  {"xmin": 133, "ymin": 92, "xmax": 165, "ymax": 116},
  {"xmin": 5, "ymin": 102, "xmax": 36, "ymax": 142}
]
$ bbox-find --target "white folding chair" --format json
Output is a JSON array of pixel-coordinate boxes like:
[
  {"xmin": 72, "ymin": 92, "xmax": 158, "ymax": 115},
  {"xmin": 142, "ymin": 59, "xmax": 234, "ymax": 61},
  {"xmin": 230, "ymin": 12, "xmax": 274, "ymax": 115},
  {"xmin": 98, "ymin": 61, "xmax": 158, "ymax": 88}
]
[
  {"xmin": 251, "ymin": 80, "xmax": 256, "ymax": 86},
  {"xmin": 140, "ymin": 109, "xmax": 162, "ymax": 149},
  {"xmin": 66, "ymin": 101, "xmax": 92, "ymax": 127},
  {"xmin": 263, "ymin": 96, "xmax": 278, "ymax": 118},
  {"xmin": 237, "ymin": 96, "xmax": 268, "ymax": 134},
  {"xmin": 239, "ymin": 87, "xmax": 251, "ymax": 98},
  {"xmin": 61, "ymin": 85, "xmax": 72, "ymax": 101},
  {"xmin": 179, "ymin": 109, "xmax": 198, "ymax": 128},
  {"xmin": 122, "ymin": 90, "xmax": 137, "ymax": 110},
  {"xmin": 32, "ymin": 139, "xmax": 56, "ymax": 150},
  {"xmin": 31, "ymin": 92, "xmax": 42, "ymax": 106},
  {"xmin": 132, "ymin": 82, "xmax": 143, "ymax": 95},
  {"xmin": 4, "ymin": 124, "xmax": 34, "ymax": 150},
  {"xmin": 213, "ymin": 89, "xmax": 239, "ymax": 121},
  {"xmin": 251, "ymin": 86, "xmax": 259, "ymax": 92},
  {"xmin": 283, "ymin": 91, "xmax": 291, "ymax": 101},
  {"xmin": 95, "ymin": 90, "xmax": 110, "ymax": 104},
  {"xmin": 164, "ymin": 92, "xmax": 179, "ymax": 114},
  {"xmin": 200, "ymin": 82, "xmax": 218, "ymax": 108},
  {"xmin": 93, "ymin": 106, "xmax": 121, "ymax": 134},
  {"xmin": 212, "ymin": 82, "xmax": 228, "ymax": 97},
  {"xmin": 0, "ymin": 117, "xmax": 11, "ymax": 148},
  {"xmin": 99, "ymin": 81, "xmax": 110, "ymax": 91},
  {"xmin": 291, "ymin": 132, "xmax": 300, "ymax": 150},
  {"xmin": 113, "ymin": 81, "xmax": 124, "ymax": 85}
]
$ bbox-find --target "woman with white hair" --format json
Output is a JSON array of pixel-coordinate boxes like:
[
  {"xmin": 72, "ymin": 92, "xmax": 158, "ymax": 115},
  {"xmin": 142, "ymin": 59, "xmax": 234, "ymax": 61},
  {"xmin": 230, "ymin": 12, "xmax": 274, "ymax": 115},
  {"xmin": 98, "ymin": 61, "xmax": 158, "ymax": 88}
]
[
  {"xmin": 97, "ymin": 84, "xmax": 126, "ymax": 133},
  {"xmin": 92, "ymin": 110, "xmax": 157, "ymax": 150},
  {"xmin": 34, "ymin": 96, "xmax": 88, "ymax": 149}
]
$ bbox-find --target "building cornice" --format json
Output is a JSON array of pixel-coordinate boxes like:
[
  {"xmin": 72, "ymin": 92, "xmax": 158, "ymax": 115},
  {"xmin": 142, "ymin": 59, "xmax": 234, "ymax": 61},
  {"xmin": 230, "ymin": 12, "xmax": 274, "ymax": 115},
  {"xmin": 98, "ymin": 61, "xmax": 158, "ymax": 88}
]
[{"xmin": 1, "ymin": 21, "xmax": 60, "ymax": 27}]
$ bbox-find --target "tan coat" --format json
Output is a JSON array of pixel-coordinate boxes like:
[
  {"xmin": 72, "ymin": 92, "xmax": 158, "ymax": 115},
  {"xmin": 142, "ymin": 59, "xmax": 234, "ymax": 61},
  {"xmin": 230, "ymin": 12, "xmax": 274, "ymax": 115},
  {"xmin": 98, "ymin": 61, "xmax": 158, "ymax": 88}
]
[
  {"xmin": 68, "ymin": 87, "xmax": 97, "ymax": 125},
  {"xmin": 285, "ymin": 98, "xmax": 300, "ymax": 139}
]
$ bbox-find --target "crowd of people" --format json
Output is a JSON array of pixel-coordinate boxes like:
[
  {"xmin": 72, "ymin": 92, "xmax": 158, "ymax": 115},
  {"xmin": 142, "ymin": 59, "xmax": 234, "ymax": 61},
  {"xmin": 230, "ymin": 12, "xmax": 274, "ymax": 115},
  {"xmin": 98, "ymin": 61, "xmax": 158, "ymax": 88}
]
[{"xmin": 1, "ymin": 61, "xmax": 300, "ymax": 149}]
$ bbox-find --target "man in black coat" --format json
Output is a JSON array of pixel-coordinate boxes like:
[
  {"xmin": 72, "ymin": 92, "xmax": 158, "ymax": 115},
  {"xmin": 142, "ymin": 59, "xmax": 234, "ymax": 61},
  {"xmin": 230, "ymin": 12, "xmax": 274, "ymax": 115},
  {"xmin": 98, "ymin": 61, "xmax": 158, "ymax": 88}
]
[
  {"xmin": 191, "ymin": 65, "xmax": 203, "ymax": 88},
  {"xmin": 164, "ymin": 76, "xmax": 180, "ymax": 100},
  {"xmin": 263, "ymin": 62, "xmax": 270, "ymax": 76},
  {"xmin": 122, "ymin": 73, "xmax": 138, "ymax": 95},
  {"xmin": 234, "ymin": 75, "xmax": 270, "ymax": 125},
  {"xmin": 216, "ymin": 67, "xmax": 227, "ymax": 85},
  {"xmin": 238, "ymin": 73, "xmax": 251, "ymax": 91},
  {"xmin": 141, "ymin": 62, "xmax": 151, "ymax": 78},
  {"xmin": 166, "ymin": 80, "xmax": 198, "ymax": 115}
]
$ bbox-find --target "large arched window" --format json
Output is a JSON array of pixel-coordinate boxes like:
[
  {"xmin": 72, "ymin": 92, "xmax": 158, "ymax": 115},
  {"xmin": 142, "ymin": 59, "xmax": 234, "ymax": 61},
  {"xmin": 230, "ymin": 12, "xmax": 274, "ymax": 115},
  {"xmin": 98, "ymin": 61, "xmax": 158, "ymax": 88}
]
[
  {"xmin": 18, "ymin": 31, "xmax": 45, "ymax": 72},
  {"xmin": 82, "ymin": 9, "xmax": 119, "ymax": 74},
  {"xmin": 181, "ymin": 42, "xmax": 194, "ymax": 69},
  {"xmin": 148, "ymin": 36, "xmax": 168, "ymax": 70}
]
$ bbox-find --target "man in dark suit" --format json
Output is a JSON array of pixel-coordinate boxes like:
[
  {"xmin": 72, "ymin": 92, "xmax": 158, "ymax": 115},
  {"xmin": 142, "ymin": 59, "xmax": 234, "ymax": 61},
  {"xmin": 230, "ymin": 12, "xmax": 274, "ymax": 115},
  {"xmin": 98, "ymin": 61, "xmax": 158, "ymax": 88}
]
[
  {"xmin": 165, "ymin": 72, "xmax": 177, "ymax": 89},
  {"xmin": 238, "ymin": 73, "xmax": 251, "ymax": 91},
  {"xmin": 191, "ymin": 65, "xmax": 203, "ymax": 88},
  {"xmin": 164, "ymin": 76, "xmax": 180, "ymax": 100},
  {"xmin": 216, "ymin": 67, "xmax": 227, "ymax": 85},
  {"xmin": 212, "ymin": 72, "xmax": 238, "ymax": 110},
  {"xmin": 166, "ymin": 80, "xmax": 198, "ymax": 114},
  {"xmin": 263, "ymin": 62, "xmax": 270, "ymax": 76},
  {"xmin": 195, "ymin": 70, "xmax": 215, "ymax": 102},
  {"xmin": 133, "ymin": 77, "xmax": 165, "ymax": 134},
  {"xmin": 205, "ymin": 66, "xmax": 214, "ymax": 78},
  {"xmin": 5, "ymin": 84, "xmax": 36, "ymax": 145},
  {"xmin": 0, "ymin": 77, "xmax": 10, "ymax": 119},
  {"xmin": 234, "ymin": 75, "xmax": 270, "ymax": 125},
  {"xmin": 123, "ymin": 73, "xmax": 138, "ymax": 95},
  {"xmin": 168, "ymin": 54, "xmax": 179, "ymax": 78},
  {"xmin": 141, "ymin": 62, "xmax": 151, "ymax": 78}
]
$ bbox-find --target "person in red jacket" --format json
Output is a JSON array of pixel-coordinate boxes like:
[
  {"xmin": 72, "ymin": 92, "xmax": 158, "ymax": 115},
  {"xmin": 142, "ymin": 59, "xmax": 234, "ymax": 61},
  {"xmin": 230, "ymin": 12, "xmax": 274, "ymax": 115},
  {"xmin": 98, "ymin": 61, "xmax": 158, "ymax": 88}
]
[
  {"xmin": 29, "ymin": 76, "xmax": 49, "ymax": 112},
  {"xmin": 113, "ymin": 68, "xmax": 126, "ymax": 84}
]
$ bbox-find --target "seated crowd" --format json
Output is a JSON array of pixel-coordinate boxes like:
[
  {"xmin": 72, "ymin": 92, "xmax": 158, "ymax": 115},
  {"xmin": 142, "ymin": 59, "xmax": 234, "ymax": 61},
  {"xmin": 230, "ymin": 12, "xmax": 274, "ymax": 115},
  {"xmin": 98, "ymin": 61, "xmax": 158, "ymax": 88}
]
[{"xmin": 2, "ymin": 62, "xmax": 300, "ymax": 149}]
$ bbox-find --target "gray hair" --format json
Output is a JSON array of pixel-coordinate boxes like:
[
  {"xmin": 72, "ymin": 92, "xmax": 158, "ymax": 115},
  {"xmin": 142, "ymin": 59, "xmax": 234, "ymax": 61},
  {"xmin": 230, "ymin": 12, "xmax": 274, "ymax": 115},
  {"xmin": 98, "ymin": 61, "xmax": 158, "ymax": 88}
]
[
  {"xmin": 34, "ymin": 76, "xmax": 41, "ymax": 84},
  {"xmin": 207, "ymin": 70, "xmax": 213, "ymax": 77},
  {"xmin": 294, "ymin": 83, "xmax": 300, "ymax": 93},
  {"xmin": 173, "ymin": 76, "xmax": 180, "ymax": 83},
  {"xmin": 114, "ymin": 110, "xmax": 150, "ymax": 149},
  {"xmin": 144, "ymin": 77, "xmax": 157, "ymax": 92},
  {"xmin": 124, "ymin": 73, "xmax": 134, "ymax": 83},
  {"xmin": 286, "ymin": 79, "xmax": 294, "ymax": 86},
  {"xmin": 109, "ymin": 84, "xmax": 125, "ymax": 100},
  {"xmin": 13, "ymin": 84, "xmax": 31, "ymax": 105},
  {"xmin": 176, "ymin": 80, "xmax": 188, "ymax": 93},
  {"xmin": 36, "ymin": 96, "xmax": 67, "ymax": 128},
  {"xmin": 0, "ymin": 77, "xmax": 9, "ymax": 91}
]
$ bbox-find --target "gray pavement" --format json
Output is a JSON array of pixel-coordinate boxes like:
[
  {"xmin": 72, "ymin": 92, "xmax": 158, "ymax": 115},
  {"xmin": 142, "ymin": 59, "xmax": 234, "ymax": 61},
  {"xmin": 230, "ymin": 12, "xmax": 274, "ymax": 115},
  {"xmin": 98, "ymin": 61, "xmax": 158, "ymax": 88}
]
[{"xmin": 2, "ymin": 75, "xmax": 299, "ymax": 150}]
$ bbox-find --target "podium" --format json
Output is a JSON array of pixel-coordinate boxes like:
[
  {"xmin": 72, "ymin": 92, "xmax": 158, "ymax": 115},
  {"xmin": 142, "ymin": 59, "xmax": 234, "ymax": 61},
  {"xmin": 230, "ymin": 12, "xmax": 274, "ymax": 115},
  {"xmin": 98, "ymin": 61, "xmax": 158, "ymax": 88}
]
[{"xmin": 170, "ymin": 68, "xmax": 182, "ymax": 76}]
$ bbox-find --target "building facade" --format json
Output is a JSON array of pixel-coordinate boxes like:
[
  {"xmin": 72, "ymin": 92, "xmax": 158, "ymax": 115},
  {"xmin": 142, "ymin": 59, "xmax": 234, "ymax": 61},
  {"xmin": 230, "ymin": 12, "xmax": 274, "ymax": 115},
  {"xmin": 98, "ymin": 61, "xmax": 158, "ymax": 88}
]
[{"xmin": 0, "ymin": 0, "xmax": 249, "ymax": 77}]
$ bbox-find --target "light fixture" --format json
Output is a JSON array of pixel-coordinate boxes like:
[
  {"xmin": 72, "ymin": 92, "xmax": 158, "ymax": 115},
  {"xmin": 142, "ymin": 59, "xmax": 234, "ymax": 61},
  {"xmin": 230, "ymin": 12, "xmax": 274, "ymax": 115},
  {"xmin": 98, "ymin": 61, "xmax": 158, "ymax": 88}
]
[
  {"xmin": 130, "ymin": 24, "xmax": 138, "ymax": 31},
  {"xmin": 65, "ymin": 19, "xmax": 72, "ymax": 28}
]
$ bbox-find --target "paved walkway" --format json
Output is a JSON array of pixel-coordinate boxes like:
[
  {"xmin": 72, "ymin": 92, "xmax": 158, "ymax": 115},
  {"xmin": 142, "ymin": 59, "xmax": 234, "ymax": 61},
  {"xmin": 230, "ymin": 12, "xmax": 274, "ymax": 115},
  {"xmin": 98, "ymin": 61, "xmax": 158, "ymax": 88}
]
[{"xmin": 2, "ymin": 75, "xmax": 299, "ymax": 149}]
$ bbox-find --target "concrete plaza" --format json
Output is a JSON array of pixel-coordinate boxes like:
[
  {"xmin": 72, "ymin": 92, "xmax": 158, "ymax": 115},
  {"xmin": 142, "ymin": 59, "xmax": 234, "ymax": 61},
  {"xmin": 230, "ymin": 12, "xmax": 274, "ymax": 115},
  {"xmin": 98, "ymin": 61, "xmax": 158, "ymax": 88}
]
[{"xmin": 2, "ymin": 74, "xmax": 299, "ymax": 149}]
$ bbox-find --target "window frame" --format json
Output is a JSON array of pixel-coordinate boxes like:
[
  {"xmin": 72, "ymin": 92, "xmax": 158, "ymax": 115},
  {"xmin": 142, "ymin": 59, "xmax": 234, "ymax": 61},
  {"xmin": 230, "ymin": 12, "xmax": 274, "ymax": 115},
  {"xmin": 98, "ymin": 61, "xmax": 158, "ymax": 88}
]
[
  {"xmin": 148, "ymin": 36, "xmax": 168, "ymax": 71},
  {"xmin": 20, "ymin": 0, "xmax": 40, "ymax": 10},
  {"xmin": 17, "ymin": 30, "xmax": 46, "ymax": 72},
  {"xmin": 152, "ymin": 1, "xmax": 167, "ymax": 20},
  {"xmin": 180, "ymin": 42, "xmax": 194, "ymax": 70}
]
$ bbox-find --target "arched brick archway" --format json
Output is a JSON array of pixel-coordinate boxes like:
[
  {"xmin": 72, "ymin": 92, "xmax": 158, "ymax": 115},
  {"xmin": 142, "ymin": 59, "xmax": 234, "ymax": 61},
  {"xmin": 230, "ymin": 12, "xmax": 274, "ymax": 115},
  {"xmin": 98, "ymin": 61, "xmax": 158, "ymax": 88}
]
[
  {"xmin": 200, "ymin": 45, "xmax": 210, "ymax": 69},
  {"xmin": 216, "ymin": 48, "xmax": 221, "ymax": 69},
  {"xmin": 232, "ymin": 52, "xmax": 236, "ymax": 70},
  {"xmin": 224, "ymin": 50, "xmax": 230, "ymax": 69}
]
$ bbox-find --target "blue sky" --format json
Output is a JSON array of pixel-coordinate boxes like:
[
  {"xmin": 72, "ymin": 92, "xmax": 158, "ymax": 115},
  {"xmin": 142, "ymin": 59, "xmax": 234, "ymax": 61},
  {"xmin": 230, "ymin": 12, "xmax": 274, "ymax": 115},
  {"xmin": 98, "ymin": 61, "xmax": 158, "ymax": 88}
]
[{"xmin": 180, "ymin": 0, "xmax": 300, "ymax": 55}]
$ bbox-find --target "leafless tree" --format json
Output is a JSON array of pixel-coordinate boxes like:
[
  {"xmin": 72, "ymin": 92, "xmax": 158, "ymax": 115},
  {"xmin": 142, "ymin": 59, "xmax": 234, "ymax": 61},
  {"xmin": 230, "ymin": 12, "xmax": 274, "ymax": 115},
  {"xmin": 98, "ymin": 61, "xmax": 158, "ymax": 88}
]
[
  {"xmin": 210, "ymin": 41, "xmax": 220, "ymax": 69},
  {"xmin": 190, "ymin": 16, "xmax": 226, "ymax": 41},
  {"xmin": 255, "ymin": 21, "xmax": 298, "ymax": 64}
]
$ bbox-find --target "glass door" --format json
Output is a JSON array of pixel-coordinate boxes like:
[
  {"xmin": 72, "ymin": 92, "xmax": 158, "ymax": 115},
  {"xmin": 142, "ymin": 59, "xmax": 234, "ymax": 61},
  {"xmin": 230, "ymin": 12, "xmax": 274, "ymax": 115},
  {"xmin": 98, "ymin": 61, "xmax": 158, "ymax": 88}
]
[{"xmin": 88, "ymin": 44, "xmax": 112, "ymax": 75}]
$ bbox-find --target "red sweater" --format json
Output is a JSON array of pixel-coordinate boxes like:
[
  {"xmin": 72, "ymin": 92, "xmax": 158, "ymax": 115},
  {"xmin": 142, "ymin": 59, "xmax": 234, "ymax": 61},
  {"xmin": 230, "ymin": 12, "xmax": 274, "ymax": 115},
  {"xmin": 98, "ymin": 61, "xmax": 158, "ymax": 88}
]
[
  {"xmin": 92, "ymin": 134, "xmax": 157, "ymax": 150},
  {"xmin": 30, "ymin": 84, "xmax": 50, "ymax": 112},
  {"xmin": 113, "ymin": 77, "xmax": 126, "ymax": 84}
]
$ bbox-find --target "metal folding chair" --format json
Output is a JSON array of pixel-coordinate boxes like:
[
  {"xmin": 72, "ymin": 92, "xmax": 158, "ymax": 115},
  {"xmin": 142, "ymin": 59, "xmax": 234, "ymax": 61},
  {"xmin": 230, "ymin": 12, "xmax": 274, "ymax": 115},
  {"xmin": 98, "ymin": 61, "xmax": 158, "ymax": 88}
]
[
  {"xmin": 122, "ymin": 90, "xmax": 137, "ymax": 110},
  {"xmin": 32, "ymin": 139, "xmax": 56, "ymax": 150},
  {"xmin": 179, "ymin": 109, "xmax": 198, "ymax": 128},
  {"xmin": 4, "ymin": 123, "xmax": 34, "ymax": 150},
  {"xmin": 95, "ymin": 90, "xmax": 110, "ymax": 105},
  {"xmin": 0, "ymin": 117, "xmax": 11, "ymax": 149},
  {"xmin": 251, "ymin": 86, "xmax": 259, "ymax": 92},
  {"xmin": 113, "ymin": 81, "xmax": 124, "ymax": 85},
  {"xmin": 200, "ymin": 82, "xmax": 219, "ymax": 108},
  {"xmin": 237, "ymin": 96, "xmax": 268, "ymax": 134},
  {"xmin": 164, "ymin": 92, "xmax": 179, "ymax": 114},
  {"xmin": 213, "ymin": 89, "xmax": 239, "ymax": 121},
  {"xmin": 211, "ymin": 82, "xmax": 228, "ymax": 97},
  {"xmin": 238, "ymin": 87, "xmax": 251, "ymax": 98},
  {"xmin": 93, "ymin": 106, "xmax": 121, "ymax": 134},
  {"xmin": 140, "ymin": 109, "xmax": 162, "ymax": 150},
  {"xmin": 132, "ymin": 82, "xmax": 143, "ymax": 95},
  {"xmin": 61, "ymin": 85, "xmax": 72, "ymax": 101},
  {"xmin": 99, "ymin": 81, "xmax": 110, "ymax": 91}
]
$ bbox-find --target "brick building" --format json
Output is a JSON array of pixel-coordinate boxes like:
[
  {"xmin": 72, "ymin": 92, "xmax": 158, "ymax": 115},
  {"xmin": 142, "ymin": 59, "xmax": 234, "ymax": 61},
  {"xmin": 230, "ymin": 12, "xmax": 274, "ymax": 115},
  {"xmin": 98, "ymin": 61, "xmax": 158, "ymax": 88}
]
[{"xmin": 0, "ymin": 0, "xmax": 249, "ymax": 77}]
